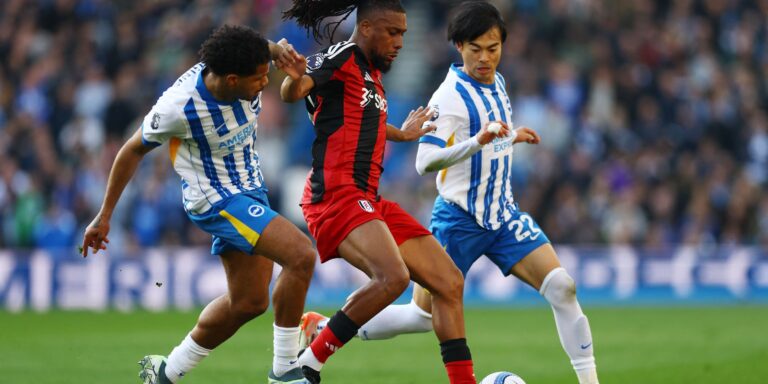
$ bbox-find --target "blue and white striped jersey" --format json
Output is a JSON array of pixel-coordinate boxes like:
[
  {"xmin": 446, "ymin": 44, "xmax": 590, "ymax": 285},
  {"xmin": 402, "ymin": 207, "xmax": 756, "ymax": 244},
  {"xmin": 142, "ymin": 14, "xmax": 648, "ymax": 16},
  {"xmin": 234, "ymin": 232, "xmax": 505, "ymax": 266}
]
[
  {"xmin": 141, "ymin": 63, "xmax": 265, "ymax": 215},
  {"xmin": 419, "ymin": 64, "xmax": 516, "ymax": 230}
]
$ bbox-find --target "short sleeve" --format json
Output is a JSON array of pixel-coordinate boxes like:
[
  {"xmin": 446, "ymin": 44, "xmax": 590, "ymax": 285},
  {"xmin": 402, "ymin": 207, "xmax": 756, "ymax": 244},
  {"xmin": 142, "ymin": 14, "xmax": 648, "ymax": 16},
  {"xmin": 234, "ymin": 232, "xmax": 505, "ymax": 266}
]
[
  {"xmin": 305, "ymin": 42, "xmax": 355, "ymax": 89},
  {"xmin": 140, "ymin": 96, "xmax": 185, "ymax": 147},
  {"xmin": 418, "ymin": 88, "xmax": 468, "ymax": 148}
]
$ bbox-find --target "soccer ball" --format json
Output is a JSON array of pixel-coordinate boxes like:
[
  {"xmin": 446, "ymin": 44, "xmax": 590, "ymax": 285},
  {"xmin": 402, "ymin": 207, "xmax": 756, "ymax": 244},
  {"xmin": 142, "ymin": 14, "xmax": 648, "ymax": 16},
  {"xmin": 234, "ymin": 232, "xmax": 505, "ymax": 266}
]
[{"xmin": 480, "ymin": 371, "xmax": 526, "ymax": 384}]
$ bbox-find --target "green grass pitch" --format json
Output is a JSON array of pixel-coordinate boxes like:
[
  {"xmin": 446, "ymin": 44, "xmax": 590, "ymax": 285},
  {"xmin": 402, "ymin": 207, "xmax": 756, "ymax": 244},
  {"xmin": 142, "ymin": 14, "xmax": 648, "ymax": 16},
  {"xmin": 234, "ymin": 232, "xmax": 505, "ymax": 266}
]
[{"xmin": 1, "ymin": 306, "xmax": 766, "ymax": 383}]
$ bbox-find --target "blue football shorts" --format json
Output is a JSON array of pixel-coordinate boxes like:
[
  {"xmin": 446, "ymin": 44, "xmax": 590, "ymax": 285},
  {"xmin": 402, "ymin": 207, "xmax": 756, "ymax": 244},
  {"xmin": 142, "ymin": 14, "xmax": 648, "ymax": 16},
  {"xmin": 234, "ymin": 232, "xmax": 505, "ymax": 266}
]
[
  {"xmin": 430, "ymin": 196, "xmax": 550, "ymax": 276},
  {"xmin": 188, "ymin": 189, "xmax": 278, "ymax": 256}
]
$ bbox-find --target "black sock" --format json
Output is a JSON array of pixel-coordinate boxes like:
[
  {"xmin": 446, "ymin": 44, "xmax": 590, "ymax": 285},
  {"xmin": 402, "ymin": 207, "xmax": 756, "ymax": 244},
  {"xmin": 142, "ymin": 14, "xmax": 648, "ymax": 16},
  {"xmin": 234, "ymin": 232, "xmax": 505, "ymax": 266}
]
[
  {"xmin": 440, "ymin": 338, "xmax": 472, "ymax": 363},
  {"xmin": 326, "ymin": 310, "xmax": 360, "ymax": 344}
]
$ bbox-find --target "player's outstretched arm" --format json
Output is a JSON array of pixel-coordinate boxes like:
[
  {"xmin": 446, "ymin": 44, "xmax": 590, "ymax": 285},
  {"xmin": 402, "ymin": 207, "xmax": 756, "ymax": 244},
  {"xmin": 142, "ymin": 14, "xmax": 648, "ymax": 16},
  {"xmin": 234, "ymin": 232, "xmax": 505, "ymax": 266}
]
[
  {"xmin": 386, "ymin": 106, "xmax": 436, "ymax": 142},
  {"xmin": 81, "ymin": 127, "xmax": 154, "ymax": 257},
  {"xmin": 415, "ymin": 120, "xmax": 511, "ymax": 175}
]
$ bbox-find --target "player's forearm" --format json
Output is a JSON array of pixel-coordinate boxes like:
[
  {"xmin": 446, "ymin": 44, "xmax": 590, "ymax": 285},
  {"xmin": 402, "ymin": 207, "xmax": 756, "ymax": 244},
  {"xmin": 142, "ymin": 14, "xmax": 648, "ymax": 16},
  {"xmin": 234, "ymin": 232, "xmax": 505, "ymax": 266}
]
[
  {"xmin": 98, "ymin": 138, "xmax": 150, "ymax": 219},
  {"xmin": 280, "ymin": 75, "xmax": 310, "ymax": 102},
  {"xmin": 268, "ymin": 41, "xmax": 279, "ymax": 59},
  {"xmin": 386, "ymin": 124, "xmax": 405, "ymax": 142},
  {"xmin": 415, "ymin": 137, "xmax": 483, "ymax": 175}
]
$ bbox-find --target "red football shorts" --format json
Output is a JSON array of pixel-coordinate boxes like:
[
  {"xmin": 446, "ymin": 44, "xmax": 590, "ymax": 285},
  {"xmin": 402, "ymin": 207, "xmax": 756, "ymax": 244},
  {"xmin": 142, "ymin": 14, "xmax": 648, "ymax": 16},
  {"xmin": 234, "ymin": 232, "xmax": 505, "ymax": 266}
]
[{"xmin": 302, "ymin": 190, "xmax": 432, "ymax": 262}]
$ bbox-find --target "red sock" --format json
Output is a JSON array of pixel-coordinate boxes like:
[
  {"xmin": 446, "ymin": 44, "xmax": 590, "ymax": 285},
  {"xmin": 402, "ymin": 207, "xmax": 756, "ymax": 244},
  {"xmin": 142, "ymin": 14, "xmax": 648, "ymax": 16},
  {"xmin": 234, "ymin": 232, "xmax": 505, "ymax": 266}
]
[
  {"xmin": 309, "ymin": 326, "xmax": 345, "ymax": 363},
  {"xmin": 445, "ymin": 360, "xmax": 476, "ymax": 384}
]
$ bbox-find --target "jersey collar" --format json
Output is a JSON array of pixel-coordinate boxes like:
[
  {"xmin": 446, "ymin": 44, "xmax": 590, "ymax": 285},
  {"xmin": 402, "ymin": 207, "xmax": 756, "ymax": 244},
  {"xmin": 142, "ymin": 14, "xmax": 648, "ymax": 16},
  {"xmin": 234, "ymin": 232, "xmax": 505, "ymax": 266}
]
[
  {"xmin": 450, "ymin": 63, "xmax": 496, "ymax": 90},
  {"xmin": 195, "ymin": 67, "xmax": 244, "ymax": 107}
]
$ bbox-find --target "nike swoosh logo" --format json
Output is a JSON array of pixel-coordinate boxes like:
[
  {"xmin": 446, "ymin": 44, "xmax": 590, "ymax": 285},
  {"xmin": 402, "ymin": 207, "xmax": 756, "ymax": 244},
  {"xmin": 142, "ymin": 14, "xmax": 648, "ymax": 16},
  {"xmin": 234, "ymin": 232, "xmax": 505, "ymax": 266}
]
[
  {"xmin": 580, "ymin": 342, "xmax": 592, "ymax": 350},
  {"xmin": 289, "ymin": 360, "xmax": 298, "ymax": 365}
]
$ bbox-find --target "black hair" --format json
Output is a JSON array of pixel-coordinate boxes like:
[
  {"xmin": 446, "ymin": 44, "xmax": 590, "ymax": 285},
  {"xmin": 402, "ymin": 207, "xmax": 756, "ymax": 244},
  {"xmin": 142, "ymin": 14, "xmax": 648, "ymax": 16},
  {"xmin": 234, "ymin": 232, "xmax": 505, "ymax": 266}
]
[
  {"xmin": 447, "ymin": 1, "xmax": 507, "ymax": 44},
  {"xmin": 198, "ymin": 25, "xmax": 270, "ymax": 76},
  {"xmin": 283, "ymin": 0, "xmax": 405, "ymax": 43}
]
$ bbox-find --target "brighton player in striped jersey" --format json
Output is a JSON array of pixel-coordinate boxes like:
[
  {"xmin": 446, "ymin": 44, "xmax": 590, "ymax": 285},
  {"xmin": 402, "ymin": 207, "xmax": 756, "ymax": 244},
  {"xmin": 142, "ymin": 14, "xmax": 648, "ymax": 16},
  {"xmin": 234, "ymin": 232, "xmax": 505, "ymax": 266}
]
[
  {"xmin": 301, "ymin": 2, "xmax": 600, "ymax": 383},
  {"xmin": 81, "ymin": 25, "xmax": 316, "ymax": 384}
]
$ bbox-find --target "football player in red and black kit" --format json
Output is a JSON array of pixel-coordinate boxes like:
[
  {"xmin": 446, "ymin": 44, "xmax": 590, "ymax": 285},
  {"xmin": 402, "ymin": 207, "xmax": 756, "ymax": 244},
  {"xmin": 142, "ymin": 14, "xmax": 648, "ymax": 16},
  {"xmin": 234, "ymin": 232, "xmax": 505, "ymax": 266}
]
[{"xmin": 280, "ymin": 1, "xmax": 476, "ymax": 383}]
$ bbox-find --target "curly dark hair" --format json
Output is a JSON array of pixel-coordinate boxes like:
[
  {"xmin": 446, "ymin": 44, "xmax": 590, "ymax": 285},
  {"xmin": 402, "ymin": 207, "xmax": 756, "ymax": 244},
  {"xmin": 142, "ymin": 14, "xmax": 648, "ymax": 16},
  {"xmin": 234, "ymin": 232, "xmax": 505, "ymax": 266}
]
[
  {"xmin": 283, "ymin": 0, "xmax": 404, "ymax": 43},
  {"xmin": 198, "ymin": 25, "xmax": 270, "ymax": 76}
]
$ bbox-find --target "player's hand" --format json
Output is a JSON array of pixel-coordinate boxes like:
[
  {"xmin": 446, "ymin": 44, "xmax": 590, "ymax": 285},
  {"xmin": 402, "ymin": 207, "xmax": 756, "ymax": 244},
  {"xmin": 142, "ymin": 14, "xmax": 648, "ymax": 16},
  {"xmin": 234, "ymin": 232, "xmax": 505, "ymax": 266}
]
[
  {"xmin": 81, "ymin": 215, "xmax": 110, "ymax": 257},
  {"xmin": 512, "ymin": 126, "xmax": 540, "ymax": 145},
  {"xmin": 273, "ymin": 39, "xmax": 306, "ymax": 80},
  {"xmin": 271, "ymin": 39, "xmax": 302, "ymax": 70},
  {"xmin": 278, "ymin": 53, "xmax": 307, "ymax": 80},
  {"xmin": 398, "ymin": 106, "xmax": 437, "ymax": 142},
  {"xmin": 477, "ymin": 120, "xmax": 510, "ymax": 145}
]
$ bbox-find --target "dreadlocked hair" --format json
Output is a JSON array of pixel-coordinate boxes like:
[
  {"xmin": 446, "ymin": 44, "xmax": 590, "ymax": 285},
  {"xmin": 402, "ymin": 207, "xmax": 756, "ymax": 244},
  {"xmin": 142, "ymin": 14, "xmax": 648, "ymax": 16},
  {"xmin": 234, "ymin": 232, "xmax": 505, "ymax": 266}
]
[{"xmin": 283, "ymin": 0, "xmax": 404, "ymax": 43}]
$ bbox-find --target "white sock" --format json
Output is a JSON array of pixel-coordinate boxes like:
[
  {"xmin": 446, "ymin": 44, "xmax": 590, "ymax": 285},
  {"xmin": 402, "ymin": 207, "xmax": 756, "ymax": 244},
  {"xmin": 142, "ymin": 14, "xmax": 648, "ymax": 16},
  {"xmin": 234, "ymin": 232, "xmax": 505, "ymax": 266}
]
[
  {"xmin": 576, "ymin": 368, "xmax": 599, "ymax": 384},
  {"xmin": 164, "ymin": 333, "xmax": 211, "ymax": 383},
  {"xmin": 297, "ymin": 345, "xmax": 324, "ymax": 371},
  {"xmin": 357, "ymin": 300, "xmax": 433, "ymax": 340},
  {"xmin": 273, "ymin": 324, "xmax": 301, "ymax": 376},
  {"xmin": 540, "ymin": 267, "xmax": 598, "ymax": 384}
]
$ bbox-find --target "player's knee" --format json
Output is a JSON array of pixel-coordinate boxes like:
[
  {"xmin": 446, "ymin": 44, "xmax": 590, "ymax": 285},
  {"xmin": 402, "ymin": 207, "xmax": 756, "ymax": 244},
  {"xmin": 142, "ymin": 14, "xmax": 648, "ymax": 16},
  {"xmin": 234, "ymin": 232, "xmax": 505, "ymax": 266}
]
[
  {"xmin": 230, "ymin": 296, "xmax": 270, "ymax": 322},
  {"xmin": 438, "ymin": 266, "xmax": 465, "ymax": 301},
  {"xmin": 540, "ymin": 268, "xmax": 576, "ymax": 305},
  {"xmin": 376, "ymin": 266, "xmax": 410, "ymax": 300},
  {"xmin": 283, "ymin": 237, "xmax": 316, "ymax": 277}
]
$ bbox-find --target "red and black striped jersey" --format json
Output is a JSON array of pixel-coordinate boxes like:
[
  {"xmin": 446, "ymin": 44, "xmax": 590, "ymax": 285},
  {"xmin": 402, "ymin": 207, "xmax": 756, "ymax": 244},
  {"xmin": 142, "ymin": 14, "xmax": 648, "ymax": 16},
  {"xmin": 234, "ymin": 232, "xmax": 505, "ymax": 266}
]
[{"xmin": 301, "ymin": 41, "xmax": 389, "ymax": 204}]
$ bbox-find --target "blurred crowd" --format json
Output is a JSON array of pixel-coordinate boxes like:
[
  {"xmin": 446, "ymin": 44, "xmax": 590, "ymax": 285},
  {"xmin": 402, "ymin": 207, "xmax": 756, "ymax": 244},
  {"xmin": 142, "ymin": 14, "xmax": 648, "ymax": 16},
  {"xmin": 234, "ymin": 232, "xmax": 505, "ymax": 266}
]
[{"xmin": 1, "ymin": 0, "xmax": 767, "ymax": 255}]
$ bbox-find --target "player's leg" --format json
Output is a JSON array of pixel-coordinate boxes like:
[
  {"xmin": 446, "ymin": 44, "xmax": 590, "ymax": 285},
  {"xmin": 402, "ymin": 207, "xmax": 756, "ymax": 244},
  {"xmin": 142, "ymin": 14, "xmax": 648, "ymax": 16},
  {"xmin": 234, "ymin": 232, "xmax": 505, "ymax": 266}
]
[
  {"xmin": 509, "ymin": 244, "xmax": 598, "ymax": 384},
  {"xmin": 385, "ymin": 197, "xmax": 476, "ymax": 383},
  {"xmin": 353, "ymin": 196, "xmax": 484, "ymax": 343},
  {"xmin": 153, "ymin": 192, "xmax": 314, "ymax": 384},
  {"xmin": 348, "ymin": 282, "xmax": 433, "ymax": 341},
  {"xmin": 298, "ymin": 219, "xmax": 410, "ymax": 382},
  {"xmin": 250, "ymin": 215, "xmax": 316, "ymax": 382},
  {"xmin": 352, "ymin": 196, "xmax": 484, "ymax": 344},
  {"xmin": 217, "ymin": 193, "xmax": 315, "ymax": 380},
  {"xmin": 296, "ymin": 281, "xmax": 430, "ymax": 350},
  {"xmin": 398, "ymin": 234, "xmax": 475, "ymax": 384},
  {"xmin": 155, "ymin": 250, "xmax": 273, "ymax": 384}
]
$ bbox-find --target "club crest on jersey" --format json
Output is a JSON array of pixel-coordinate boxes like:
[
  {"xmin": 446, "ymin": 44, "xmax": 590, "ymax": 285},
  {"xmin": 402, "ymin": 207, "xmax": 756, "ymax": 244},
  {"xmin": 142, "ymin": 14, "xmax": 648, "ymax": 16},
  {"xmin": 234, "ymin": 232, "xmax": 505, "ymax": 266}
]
[
  {"xmin": 307, "ymin": 53, "xmax": 324, "ymax": 71},
  {"xmin": 429, "ymin": 105, "xmax": 439, "ymax": 121},
  {"xmin": 358, "ymin": 200, "xmax": 374, "ymax": 213},
  {"xmin": 151, "ymin": 112, "xmax": 160, "ymax": 130},
  {"xmin": 248, "ymin": 204, "xmax": 265, "ymax": 217}
]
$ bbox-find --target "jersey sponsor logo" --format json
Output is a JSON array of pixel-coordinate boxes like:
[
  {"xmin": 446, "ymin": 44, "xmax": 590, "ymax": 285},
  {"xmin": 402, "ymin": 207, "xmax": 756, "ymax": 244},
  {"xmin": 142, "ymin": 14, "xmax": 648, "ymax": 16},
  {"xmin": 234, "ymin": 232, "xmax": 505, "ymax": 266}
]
[
  {"xmin": 360, "ymin": 88, "xmax": 388, "ymax": 112},
  {"xmin": 248, "ymin": 204, "xmax": 265, "ymax": 217},
  {"xmin": 307, "ymin": 53, "xmax": 324, "ymax": 71},
  {"xmin": 358, "ymin": 200, "xmax": 374, "ymax": 213},
  {"xmin": 150, "ymin": 112, "xmax": 160, "ymax": 130},
  {"xmin": 492, "ymin": 137, "xmax": 513, "ymax": 152},
  {"xmin": 217, "ymin": 122, "xmax": 255, "ymax": 151}
]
